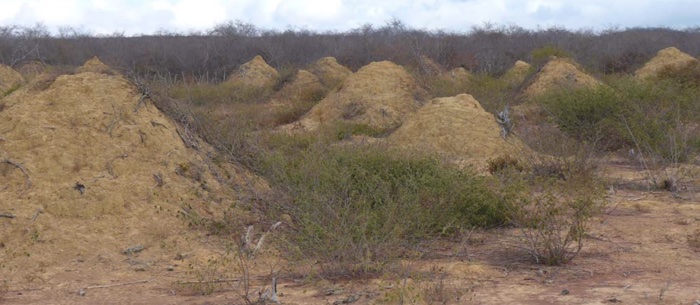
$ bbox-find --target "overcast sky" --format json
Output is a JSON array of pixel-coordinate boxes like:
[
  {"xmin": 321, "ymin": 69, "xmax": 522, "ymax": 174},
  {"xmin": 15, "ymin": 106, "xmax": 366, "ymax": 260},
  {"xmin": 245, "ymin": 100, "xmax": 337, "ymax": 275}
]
[{"xmin": 1, "ymin": 0, "xmax": 698, "ymax": 35}]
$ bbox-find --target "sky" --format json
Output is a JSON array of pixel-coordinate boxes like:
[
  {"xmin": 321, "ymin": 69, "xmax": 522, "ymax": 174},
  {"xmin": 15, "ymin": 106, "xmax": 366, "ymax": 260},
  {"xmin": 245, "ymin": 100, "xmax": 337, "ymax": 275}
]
[{"xmin": 0, "ymin": 0, "xmax": 699, "ymax": 35}]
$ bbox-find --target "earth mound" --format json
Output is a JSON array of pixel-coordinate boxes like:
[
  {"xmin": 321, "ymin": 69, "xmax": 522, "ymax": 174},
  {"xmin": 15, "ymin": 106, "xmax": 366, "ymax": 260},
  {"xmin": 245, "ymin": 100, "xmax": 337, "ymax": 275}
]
[
  {"xmin": 275, "ymin": 69, "xmax": 325, "ymax": 103},
  {"xmin": 75, "ymin": 56, "xmax": 115, "ymax": 74},
  {"xmin": 285, "ymin": 61, "xmax": 421, "ymax": 132},
  {"xmin": 388, "ymin": 93, "xmax": 522, "ymax": 169},
  {"xmin": 0, "ymin": 64, "xmax": 24, "ymax": 94},
  {"xmin": 634, "ymin": 47, "xmax": 698, "ymax": 79},
  {"xmin": 501, "ymin": 60, "xmax": 533, "ymax": 85},
  {"xmin": 16, "ymin": 61, "xmax": 47, "ymax": 82},
  {"xmin": 307, "ymin": 57, "xmax": 352, "ymax": 88},
  {"xmin": 0, "ymin": 61, "xmax": 245, "ymax": 289},
  {"xmin": 227, "ymin": 55, "xmax": 279, "ymax": 87},
  {"xmin": 416, "ymin": 55, "xmax": 443, "ymax": 76},
  {"xmin": 518, "ymin": 57, "xmax": 602, "ymax": 101}
]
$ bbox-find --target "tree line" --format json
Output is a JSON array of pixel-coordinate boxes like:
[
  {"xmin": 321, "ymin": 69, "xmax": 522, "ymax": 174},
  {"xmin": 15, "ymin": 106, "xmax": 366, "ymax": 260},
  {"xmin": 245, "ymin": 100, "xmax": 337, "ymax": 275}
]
[{"xmin": 1, "ymin": 20, "xmax": 699, "ymax": 81}]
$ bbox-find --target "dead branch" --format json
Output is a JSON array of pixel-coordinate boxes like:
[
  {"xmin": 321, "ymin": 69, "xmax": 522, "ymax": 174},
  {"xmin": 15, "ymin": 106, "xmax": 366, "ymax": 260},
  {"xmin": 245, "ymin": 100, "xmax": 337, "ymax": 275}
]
[
  {"xmin": 0, "ymin": 213, "xmax": 16, "ymax": 218},
  {"xmin": 133, "ymin": 79, "xmax": 151, "ymax": 113},
  {"xmin": 175, "ymin": 279, "xmax": 241, "ymax": 285},
  {"xmin": 106, "ymin": 153, "xmax": 129, "ymax": 179},
  {"xmin": 252, "ymin": 222, "xmax": 282, "ymax": 257},
  {"xmin": 133, "ymin": 94, "xmax": 148, "ymax": 113},
  {"xmin": 85, "ymin": 279, "xmax": 150, "ymax": 290},
  {"xmin": 176, "ymin": 127, "xmax": 200, "ymax": 150},
  {"xmin": 150, "ymin": 120, "xmax": 168, "ymax": 129},
  {"xmin": 30, "ymin": 208, "xmax": 43, "ymax": 222},
  {"xmin": 1, "ymin": 158, "xmax": 31, "ymax": 190}
]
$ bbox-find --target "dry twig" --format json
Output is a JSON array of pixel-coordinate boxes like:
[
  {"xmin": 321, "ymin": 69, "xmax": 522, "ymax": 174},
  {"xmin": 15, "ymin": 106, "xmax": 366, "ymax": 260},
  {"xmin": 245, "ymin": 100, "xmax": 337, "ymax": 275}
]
[
  {"xmin": 79, "ymin": 279, "xmax": 150, "ymax": 295},
  {"xmin": 1, "ymin": 158, "xmax": 31, "ymax": 190}
]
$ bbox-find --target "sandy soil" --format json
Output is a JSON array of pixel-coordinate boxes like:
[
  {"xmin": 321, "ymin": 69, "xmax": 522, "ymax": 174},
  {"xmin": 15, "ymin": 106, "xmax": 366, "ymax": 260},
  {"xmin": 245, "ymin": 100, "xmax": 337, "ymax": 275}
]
[{"xmin": 3, "ymin": 160, "xmax": 699, "ymax": 305}]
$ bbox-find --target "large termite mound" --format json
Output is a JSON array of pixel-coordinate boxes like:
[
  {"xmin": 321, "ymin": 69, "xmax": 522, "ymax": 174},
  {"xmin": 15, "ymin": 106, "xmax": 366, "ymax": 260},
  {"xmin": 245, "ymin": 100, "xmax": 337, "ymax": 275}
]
[
  {"xmin": 501, "ymin": 60, "xmax": 533, "ymax": 85},
  {"xmin": 285, "ymin": 61, "xmax": 422, "ymax": 132},
  {"xmin": 518, "ymin": 57, "xmax": 602, "ymax": 101},
  {"xmin": 0, "ymin": 58, "xmax": 250, "ymax": 288},
  {"xmin": 634, "ymin": 47, "xmax": 698, "ymax": 79},
  {"xmin": 226, "ymin": 55, "xmax": 279, "ymax": 87},
  {"xmin": 274, "ymin": 69, "xmax": 325, "ymax": 103},
  {"xmin": 388, "ymin": 93, "xmax": 524, "ymax": 169},
  {"xmin": 307, "ymin": 57, "xmax": 353, "ymax": 89},
  {"xmin": 75, "ymin": 56, "xmax": 116, "ymax": 74}
]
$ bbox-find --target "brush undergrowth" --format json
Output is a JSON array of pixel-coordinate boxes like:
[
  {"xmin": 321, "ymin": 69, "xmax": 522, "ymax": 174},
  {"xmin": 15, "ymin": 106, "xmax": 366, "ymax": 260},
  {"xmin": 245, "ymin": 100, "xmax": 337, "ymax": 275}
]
[
  {"xmin": 536, "ymin": 75, "xmax": 700, "ymax": 191},
  {"xmin": 490, "ymin": 126, "xmax": 606, "ymax": 266},
  {"xmin": 255, "ymin": 141, "xmax": 509, "ymax": 277}
]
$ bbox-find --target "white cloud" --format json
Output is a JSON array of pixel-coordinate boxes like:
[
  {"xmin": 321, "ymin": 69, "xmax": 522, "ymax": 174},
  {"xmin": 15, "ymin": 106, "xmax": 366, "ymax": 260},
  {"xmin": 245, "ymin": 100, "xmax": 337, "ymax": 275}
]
[
  {"xmin": 274, "ymin": 0, "xmax": 343, "ymax": 25},
  {"xmin": 169, "ymin": 0, "xmax": 228, "ymax": 29},
  {"xmin": 0, "ymin": 0, "xmax": 697, "ymax": 35}
]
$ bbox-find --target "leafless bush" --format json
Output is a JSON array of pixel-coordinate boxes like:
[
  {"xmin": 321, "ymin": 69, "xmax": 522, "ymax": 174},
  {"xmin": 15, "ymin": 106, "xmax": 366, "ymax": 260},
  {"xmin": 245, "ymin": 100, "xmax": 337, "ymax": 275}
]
[{"xmin": 3, "ymin": 22, "xmax": 700, "ymax": 80}]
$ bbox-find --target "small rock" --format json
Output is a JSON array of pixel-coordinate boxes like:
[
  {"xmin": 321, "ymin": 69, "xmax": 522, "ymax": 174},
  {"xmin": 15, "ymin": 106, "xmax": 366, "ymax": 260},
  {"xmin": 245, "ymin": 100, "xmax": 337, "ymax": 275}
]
[
  {"xmin": 123, "ymin": 245, "xmax": 144, "ymax": 255},
  {"xmin": 78, "ymin": 288, "xmax": 86, "ymax": 296},
  {"xmin": 560, "ymin": 289, "xmax": 570, "ymax": 295}
]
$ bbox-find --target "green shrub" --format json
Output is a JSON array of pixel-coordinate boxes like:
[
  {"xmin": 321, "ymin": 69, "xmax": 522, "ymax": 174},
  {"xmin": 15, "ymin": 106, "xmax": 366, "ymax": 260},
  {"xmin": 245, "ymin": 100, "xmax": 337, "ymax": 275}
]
[
  {"xmin": 533, "ymin": 75, "xmax": 700, "ymax": 191},
  {"xmin": 656, "ymin": 60, "xmax": 700, "ymax": 87},
  {"xmin": 536, "ymin": 85, "xmax": 625, "ymax": 149},
  {"xmin": 258, "ymin": 143, "xmax": 509, "ymax": 277}
]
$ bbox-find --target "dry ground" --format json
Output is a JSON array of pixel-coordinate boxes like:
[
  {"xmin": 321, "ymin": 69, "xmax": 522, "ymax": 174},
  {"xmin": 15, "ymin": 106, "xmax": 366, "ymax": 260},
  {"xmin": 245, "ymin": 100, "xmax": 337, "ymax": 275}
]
[{"xmin": 2, "ymin": 160, "xmax": 699, "ymax": 305}]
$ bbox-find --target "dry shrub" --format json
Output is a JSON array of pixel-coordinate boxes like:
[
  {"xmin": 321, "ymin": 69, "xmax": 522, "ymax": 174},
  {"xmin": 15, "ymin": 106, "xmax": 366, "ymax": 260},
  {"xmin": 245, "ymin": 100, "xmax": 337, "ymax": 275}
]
[
  {"xmin": 509, "ymin": 175, "xmax": 605, "ymax": 265},
  {"xmin": 497, "ymin": 126, "xmax": 606, "ymax": 265},
  {"xmin": 487, "ymin": 155, "xmax": 525, "ymax": 175},
  {"xmin": 420, "ymin": 266, "xmax": 467, "ymax": 305}
]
